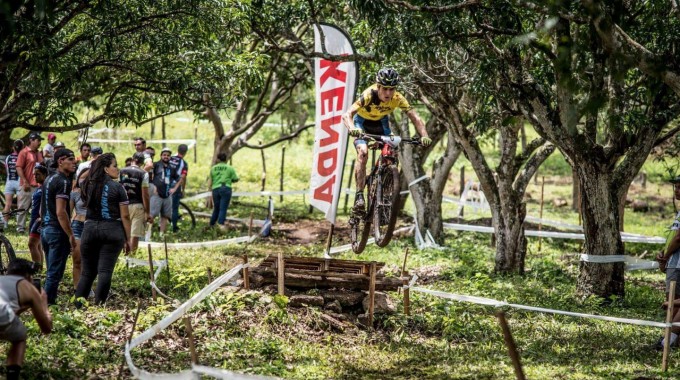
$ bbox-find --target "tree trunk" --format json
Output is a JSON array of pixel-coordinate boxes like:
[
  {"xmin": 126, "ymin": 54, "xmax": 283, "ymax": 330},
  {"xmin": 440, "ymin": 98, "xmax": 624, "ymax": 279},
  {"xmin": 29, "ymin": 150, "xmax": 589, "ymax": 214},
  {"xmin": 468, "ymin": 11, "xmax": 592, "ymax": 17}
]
[
  {"xmin": 575, "ymin": 165, "xmax": 625, "ymax": 298},
  {"xmin": 0, "ymin": 129, "xmax": 14, "ymax": 151},
  {"xmin": 492, "ymin": 199, "xmax": 527, "ymax": 274},
  {"xmin": 571, "ymin": 169, "xmax": 579, "ymax": 212}
]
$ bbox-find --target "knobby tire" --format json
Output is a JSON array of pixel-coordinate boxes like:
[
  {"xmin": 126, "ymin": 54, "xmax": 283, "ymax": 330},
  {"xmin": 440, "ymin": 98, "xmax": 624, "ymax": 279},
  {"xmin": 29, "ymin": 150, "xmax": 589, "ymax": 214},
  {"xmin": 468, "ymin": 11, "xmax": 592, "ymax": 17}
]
[
  {"xmin": 350, "ymin": 176, "xmax": 376, "ymax": 254},
  {"xmin": 373, "ymin": 165, "xmax": 400, "ymax": 247},
  {"xmin": 0, "ymin": 235, "xmax": 16, "ymax": 275},
  {"xmin": 179, "ymin": 201, "xmax": 196, "ymax": 229}
]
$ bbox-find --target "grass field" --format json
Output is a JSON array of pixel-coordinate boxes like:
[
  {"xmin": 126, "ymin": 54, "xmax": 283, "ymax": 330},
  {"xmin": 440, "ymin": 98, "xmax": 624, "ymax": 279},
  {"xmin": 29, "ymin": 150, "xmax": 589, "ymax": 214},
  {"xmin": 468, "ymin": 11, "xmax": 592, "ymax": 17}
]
[{"xmin": 2, "ymin": 116, "xmax": 680, "ymax": 379}]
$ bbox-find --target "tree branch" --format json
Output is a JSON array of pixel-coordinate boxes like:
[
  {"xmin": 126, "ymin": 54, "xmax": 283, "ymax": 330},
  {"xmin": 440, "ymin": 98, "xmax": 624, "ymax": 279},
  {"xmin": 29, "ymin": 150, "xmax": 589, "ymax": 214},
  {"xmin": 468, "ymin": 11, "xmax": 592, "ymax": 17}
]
[
  {"xmin": 384, "ymin": 0, "xmax": 479, "ymax": 13},
  {"xmin": 241, "ymin": 123, "xmax": 314, "ymax": 149}
]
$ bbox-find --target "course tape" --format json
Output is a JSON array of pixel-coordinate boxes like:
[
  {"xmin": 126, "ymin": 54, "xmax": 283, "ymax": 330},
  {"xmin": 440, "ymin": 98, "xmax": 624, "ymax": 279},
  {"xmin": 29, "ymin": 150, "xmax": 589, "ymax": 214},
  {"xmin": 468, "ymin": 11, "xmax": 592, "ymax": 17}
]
[
  {"xmin": 329, "ymin": 225, "xmax": 415, "ymax": 254},
  {"xmin": 145, "ymin": 235, "xmax": 257, "ymax": 250},
  {"xmin": 443, "ymin": 223, "xmax": 665, "ymax": 245},
  {"xmin": 191, "ymin": 212, "xmax": 266, "ymax": 227},
  {"xmin": 183, "ymin": 190, "xmax": 306, "ymax": 202},
  {"xmin": 580, "ymin": 254, "xmax": 659, "ymax": 271},
  {"xmin": 80, "ymin": 138, "xmax": 197, "ymax": 149},
  {"xmin": 125, "ymin": 264, "xmax": 278, "ymax": 379},
  {"xmin": 410, "ymin": 286, "xmax": 680, "ymax": 329},
  {"xmin": 408, "ymin": 175, "xmax": 429, "ymax": 188},
  {"xmin": 125, "ymin": 257, "xmax": 173, "ymax": 301}
]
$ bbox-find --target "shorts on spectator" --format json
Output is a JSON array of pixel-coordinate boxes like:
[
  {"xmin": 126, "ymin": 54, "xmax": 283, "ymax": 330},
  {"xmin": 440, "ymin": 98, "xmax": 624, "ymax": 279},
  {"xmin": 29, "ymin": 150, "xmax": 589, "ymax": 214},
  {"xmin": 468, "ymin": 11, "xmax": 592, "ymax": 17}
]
[
  {"xmin": 0, "ymin": 317, "xmax": 27, "ymax": 343},
  {"xmin": 3, "ymin": 180, "xmax": 20, "ymax": 196},
  {"xmin": 150, "ymin": 195, "xmax": 172, "ymax": 219},
  {"xmin": 129, "ymin": 203, "xmax": 146, "ymax": 238},
  {"xmin": 29, "ymin": 219, "xmax": 41, "ymax": 238},
  {"xmin": 666, "ymin": 268, "xmax": 680, "ymax": 295},
  {"xmin": 71, "ymin": 220, "xmax": 84, "ymax": 240}
]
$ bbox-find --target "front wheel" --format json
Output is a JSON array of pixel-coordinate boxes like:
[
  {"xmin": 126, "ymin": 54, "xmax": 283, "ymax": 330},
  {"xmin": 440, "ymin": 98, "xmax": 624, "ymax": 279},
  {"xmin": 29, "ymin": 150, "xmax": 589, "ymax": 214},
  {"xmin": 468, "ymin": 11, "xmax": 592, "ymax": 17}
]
[
  {"xmin": 0, "ymin": 235, "xmax": 16, "ymax": 275},
  {"xmin": 373, "ymin": 165, "xmax": 400, "ymax": 247},
  {"xmin": 349, "ymin": 211, "xmax": 371, "ymax": 254}
]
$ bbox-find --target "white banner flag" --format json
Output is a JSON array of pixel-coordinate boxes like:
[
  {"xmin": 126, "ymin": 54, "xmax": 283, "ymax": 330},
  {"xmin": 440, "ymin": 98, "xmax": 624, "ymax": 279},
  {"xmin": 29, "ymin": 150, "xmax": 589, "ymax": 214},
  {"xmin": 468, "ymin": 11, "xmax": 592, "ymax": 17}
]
[{"xmin": 310, "ymin": 24, "xmax": 358, "ymax": 224}]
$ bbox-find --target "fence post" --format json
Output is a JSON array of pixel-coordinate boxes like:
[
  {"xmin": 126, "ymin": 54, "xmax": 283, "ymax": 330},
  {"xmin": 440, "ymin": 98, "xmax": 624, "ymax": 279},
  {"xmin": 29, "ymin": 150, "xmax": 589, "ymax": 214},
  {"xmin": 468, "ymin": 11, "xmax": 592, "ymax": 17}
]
[
  {"xmin": 147, "ymin": 244, "xmax": 156, "ymax": 301},
  {"xmin": 277, "ymin": 252, "xmax": 285, "ymax": 296},
  {"xmin": 184, "ymin": 317, "xmax": 198, "ymax": 364},
  {"xmin": 368, "ymin": 262, "xmax": 377, "ymax": 328},
  {"xmin": 662, "ymin": 280, "xmax": 677, "ymax": 371},
  {"xmin": 242, "ymin": 255, "xmax": 250, "ymax": 290},
  {"xmin": 496, "ymin": 311, "xmax": 526, "ymax": 380}
]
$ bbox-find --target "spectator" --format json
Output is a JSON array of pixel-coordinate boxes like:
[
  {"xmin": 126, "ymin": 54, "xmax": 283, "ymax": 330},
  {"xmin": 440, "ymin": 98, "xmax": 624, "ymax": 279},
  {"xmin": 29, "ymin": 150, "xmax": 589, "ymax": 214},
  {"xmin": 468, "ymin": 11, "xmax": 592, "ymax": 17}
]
[
  {"xmin": 16, "ymin": 133, "xmax": 44, "ymax": 234},
  {"xmin": 40, "ymin": 149, "xmax": 77, "ymax": 305},
  {"xmin": 27, "ymin": 164, "xmax": 48, "ymax": 267},
  {"xmin": 120, "ymin": 152, "xmax": 151, "ymax": 251},
  {"xmin": 169, "ymin": 144, "xmax": 189, "ymax": 232},
  {"xmin": 69, "ymin": 169, "xmax": 89, "ymax": 290},
  {"xmin": 42, "ymin": 133, "xmax": 56, "ymax": 159},
  {"xmin": 76, "ymin": 153, "xmax": 131, "ymax": 305},
  {"xmin": 149, "ymin": 148, "xmax": 180, "ymax": 235},
  {"xmin": 3, "ymin": 139, "xmax": 24, "ymax": 229},
  {"xmin": 44, "ymin": 142, "xmax": 65, "ymax": 176},
  {"xmin": 124, "ymin": 157, "xmax": 132, "ymax": 167},
  {"xmin": 75, "ymin": 143, "xmax": 91, "ymax": 166},
  {"xmin": 208, "ymin": 153, "xmax": 238, "ymax": 230},
  {"xmin": 134, "ymin": 137, "xmax": 154, "ymax": 172},
  {"xmin": 76, "ymin": 146, "xmax": 102, "ymax": 179},
  {"xmin": 656, "ymin": 176, "xmax": 680, "ymax": 349},
  {"xmin": 0, "ymin": 259, "xmax": 52, "ymax": 380}
]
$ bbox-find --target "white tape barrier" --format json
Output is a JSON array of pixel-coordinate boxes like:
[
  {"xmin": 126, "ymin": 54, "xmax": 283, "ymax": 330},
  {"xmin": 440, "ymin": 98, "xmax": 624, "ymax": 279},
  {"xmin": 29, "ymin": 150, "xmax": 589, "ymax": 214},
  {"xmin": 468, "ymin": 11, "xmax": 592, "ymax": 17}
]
[
  {"xmin": 191, "ymin": 212, "xmax": 266, "ymax": 227},
  {"xmin": 443, "ymin": 223, "xmax": 665, "ymax": 245},
  {"xmin": 79, "ymin": 137, "xmax": 197, "ymax": 149},
  {"xmin": 580, "ymin": 254, "xmax": 660, "ymax": 271},
  {"xmin": 183, "ymin": 190, "xmax": 306, "ymax": 202},
  {"xmin": 145, "ymin": 235, "xmax": 257, "ymax": 250},
  {"xmin": 414, "ymin": 219, "xmax": 444, "ymax": 250},
  {"xmin": 125, "ymin": 264, "xmax": 277, "ymax": 379},
  {"xmin": 125, "ymin": 257, "xmax": 173, "ymax": 301},
  {"xmin": 329, "ymin": 225, "xmax": 415, "ymax": 254},
  {"xmin": 410, "ymin": 286, "xmax": 680, "ymax": 329}
]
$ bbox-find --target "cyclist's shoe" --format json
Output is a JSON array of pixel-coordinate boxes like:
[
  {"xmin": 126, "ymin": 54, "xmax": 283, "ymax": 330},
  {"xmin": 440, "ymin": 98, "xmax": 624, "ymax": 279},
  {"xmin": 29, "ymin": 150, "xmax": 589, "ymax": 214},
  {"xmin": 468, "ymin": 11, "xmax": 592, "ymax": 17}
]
[{"xmin": 353, "ymin": 193, "xmax": 365, "ymax": 213}]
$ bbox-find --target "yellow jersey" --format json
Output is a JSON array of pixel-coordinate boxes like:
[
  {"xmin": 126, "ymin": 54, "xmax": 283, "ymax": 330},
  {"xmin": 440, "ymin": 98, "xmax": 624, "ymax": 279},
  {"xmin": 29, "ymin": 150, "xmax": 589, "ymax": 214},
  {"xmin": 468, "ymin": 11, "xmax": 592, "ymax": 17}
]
[{"xmin": 354, "ymin": 84, "xmax": 412, "ymax": 121}]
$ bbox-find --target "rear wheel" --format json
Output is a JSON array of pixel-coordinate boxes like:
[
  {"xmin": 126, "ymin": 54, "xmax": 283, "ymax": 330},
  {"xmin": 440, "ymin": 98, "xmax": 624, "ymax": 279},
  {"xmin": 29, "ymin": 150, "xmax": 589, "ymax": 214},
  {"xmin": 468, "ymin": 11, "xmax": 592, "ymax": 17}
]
[
  {"xmin": 178, "ymin": 201, "xmax": 196, "ymax": 229},
  {"xmin": 373, "ymin": 165, "xmax": 400, "ymax": 247},
  {"xmin": 0, "ymin": 235, "xmax": 16, "ymax": 275}
]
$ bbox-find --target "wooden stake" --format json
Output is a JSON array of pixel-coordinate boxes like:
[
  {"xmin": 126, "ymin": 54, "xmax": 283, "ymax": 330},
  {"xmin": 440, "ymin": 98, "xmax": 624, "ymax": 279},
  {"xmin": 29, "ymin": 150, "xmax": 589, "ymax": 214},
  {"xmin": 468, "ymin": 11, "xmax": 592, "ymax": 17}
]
[
  {"xmin": 324, "ymin": 224, "xmax": 335, "ymax": 259},
  {"xmin": 663, "ymin": 280, "xmax": 677, "ymax": 371},
  {"xmin": 147, "ymin": 244, "xmax": 156, "ymax": 301},
  {"xmin": 242, "ymin": 255, "xmax": 250, "ymax": 290},
  {"xmin": 119, "ymin": 299, "xmax": 143, "ymax": 377},
  {"xmin": 399, "ymin": 248, "xmax": 409, "ymax": 295},
  {"xmin": 368, "ymin": 262, "xmax": 377, "ymax": 328},
  {"xmin": 207, "ymin": 267, "xmax": 212, "ymax": 283},
  {"xmin": 538, "ymin": 176, "xmax": 545, "ymax": 251},
  {"xmin": 280, "ymin": 147, "xmax": 285, "ymax": 202},
  {"xmin": 459, "ymin": 166, "xmax": 465, "ymax": 217},
  {"xmin": 496, "ymin": 311, "xmax": 526, "ymax": 380},
  {"xmin": 163, "ymin": 235, "xmax": 170, "ymax": 281},
  {"xmin": 277, "ymin": 252, "xmax": 285, "ymax": 295},
  {"xmin": 403, "ymin": 270, "xmax": 410, "ymax": 316},
  {"xmin": 183, "ymin": 317, "xmax": 198, "ymax": 365}
]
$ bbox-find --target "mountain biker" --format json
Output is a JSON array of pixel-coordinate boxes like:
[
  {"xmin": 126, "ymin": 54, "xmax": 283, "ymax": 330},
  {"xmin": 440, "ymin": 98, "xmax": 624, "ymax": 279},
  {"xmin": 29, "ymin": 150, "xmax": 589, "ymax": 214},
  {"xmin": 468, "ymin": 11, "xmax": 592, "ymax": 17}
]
[{"xmin": 341, "ymin": 68, "xmax": 432, "ymax": 212}]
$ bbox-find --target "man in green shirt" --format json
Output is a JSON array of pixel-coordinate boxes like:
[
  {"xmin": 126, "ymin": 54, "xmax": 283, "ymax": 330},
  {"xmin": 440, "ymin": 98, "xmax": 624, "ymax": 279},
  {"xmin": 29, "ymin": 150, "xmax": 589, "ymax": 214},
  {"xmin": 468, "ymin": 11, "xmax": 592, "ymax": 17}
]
[{"xmin": 208, "ymin": 153, "xmax": 238, "ymax": 229}]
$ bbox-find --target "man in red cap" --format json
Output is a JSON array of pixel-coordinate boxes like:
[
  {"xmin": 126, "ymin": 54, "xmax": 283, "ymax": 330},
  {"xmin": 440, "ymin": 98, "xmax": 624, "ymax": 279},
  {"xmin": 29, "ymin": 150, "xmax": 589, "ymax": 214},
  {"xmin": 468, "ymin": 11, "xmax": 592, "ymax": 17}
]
[{"xmin": 42, "ymin": 133, "xmax": 56, "ymax": 159}]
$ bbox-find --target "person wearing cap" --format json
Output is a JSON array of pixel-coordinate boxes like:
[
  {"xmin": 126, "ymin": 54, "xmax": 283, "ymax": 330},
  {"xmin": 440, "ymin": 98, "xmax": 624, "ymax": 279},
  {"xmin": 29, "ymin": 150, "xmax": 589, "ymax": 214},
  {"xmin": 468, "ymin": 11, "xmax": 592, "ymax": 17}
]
[
  {"xmin": 76, "ymin": 143, "xmax": 91, "ymax": 166},
  {"xmin": 44, "ymin": 142, "xmax": 66, "ymax": 176},
  {"xmin": 120, "ymin": 152, "xmax": 151, "ymax": 251},
  {"xmin": 3, "ymin": 139, "xmax": 24, "ymax": 229},
  {"xmin": 0, "ymin": 259, "xmax": 52, "ymax": 380},
  {"xmin": 76, "ymin": 146, "xmax": 102, "ymax": 179},
  {"xmin": 27, "ymin": 164, "xmax": 48, "ymax": 268},
  {"xmin": 134, "ymin": 137, "xmax": 154, "ymax": 172},
  {"xmin": 42, "ymin": 133, "xmax": 56, "ymax": 159},
  {"xmin": 40, "ymin": 149, "xmax": 77, "ymax": 305},
  {"xmin": 149, "ymin": 148, "xmax": 180, "ymax": 234},
  {"xmin": 655, "ymin": 176, "xmax": 680, "ymax": 349},
  {"xmin": 15, "ymin": 133, "xmax": 44, "ymax": 234},
  {"xmin": 169, "ymin": 144, "xmax": 189, "ymax": 232}
]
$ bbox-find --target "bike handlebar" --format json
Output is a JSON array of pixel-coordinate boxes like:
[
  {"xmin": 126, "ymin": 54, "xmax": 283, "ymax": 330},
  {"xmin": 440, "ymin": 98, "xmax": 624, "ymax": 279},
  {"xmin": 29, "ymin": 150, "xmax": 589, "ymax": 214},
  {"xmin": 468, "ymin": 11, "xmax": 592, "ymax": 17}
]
[{"xmin": 360, "ymin": 133, "xmax": 423, "ymax": 146}]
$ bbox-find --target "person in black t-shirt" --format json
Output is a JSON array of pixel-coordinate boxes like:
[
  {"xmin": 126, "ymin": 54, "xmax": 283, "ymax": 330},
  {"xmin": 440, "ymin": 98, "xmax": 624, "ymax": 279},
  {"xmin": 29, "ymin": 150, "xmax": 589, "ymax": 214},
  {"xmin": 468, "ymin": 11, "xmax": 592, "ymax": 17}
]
[
  {"xmin": 168, "ymin": 144, "xmax": 189, "ymax": 232},
  {"xmin": 119, "ymin": 152, "xmax": 151, "ymax": 251},
  {"xmin": 40, "ymin": 149, "xmax": 77, "ymax": 305},
  {"xmin": 75, "ymin": 153, "xmax": 131, "ymax": 306},
  {"xmin": 149, "ymin": 148, "xmax": 180, "ymax": 234}
]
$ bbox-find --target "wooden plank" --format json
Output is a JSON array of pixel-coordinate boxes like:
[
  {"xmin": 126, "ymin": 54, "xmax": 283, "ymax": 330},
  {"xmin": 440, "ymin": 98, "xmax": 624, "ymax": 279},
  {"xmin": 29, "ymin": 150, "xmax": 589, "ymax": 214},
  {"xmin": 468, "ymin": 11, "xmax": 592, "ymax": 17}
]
[{"xmin": 249, "ymin": 268, "xmax": 406, "ymax": 291}]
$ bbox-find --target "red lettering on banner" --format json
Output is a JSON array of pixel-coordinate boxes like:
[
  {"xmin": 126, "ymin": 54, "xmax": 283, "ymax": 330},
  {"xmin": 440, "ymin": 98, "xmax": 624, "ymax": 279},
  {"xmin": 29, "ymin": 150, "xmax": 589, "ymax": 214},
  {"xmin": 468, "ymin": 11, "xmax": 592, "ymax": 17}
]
[
  {"xmin": 314, "ymin": 177, "xmax": 335, "ymax": 203},
  {"xmin": 320, "ymin": 87, "xmax": 345, "ymax": 115},
  {"xmin": 319, "ymin": 116, "xmax": 341, "ymax": 147},
  {"xmin": 319, "ymin": 60, "xmax": 347, "ymax": 87},
  {"xmin": 317, "ymin": 149, "xmax": 337, "ymax": 176}
]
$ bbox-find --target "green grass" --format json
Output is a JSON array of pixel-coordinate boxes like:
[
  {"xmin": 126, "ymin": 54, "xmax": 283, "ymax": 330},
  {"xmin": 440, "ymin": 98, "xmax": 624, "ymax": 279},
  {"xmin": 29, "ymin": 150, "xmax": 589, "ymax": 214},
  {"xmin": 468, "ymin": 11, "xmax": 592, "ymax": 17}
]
[{"xmin": 2, "ymin": 118, "xmax": 680, "ymax": 378}]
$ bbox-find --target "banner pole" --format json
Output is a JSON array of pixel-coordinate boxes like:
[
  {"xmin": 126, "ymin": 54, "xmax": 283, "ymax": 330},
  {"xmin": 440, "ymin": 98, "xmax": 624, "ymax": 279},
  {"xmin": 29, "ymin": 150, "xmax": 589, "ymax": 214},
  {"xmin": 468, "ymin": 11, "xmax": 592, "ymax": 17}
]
[{"xmin": 324, "ymin": 224, "xmax": 335, "ymax": 259}]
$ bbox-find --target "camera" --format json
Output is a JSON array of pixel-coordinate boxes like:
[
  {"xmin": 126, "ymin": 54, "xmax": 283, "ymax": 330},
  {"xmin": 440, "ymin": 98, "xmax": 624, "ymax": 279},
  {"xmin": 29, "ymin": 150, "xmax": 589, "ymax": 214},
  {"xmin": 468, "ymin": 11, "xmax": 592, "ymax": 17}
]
[{"xmin": 31, "ymin": 278, "xmax": 41, "ymax": 292}]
